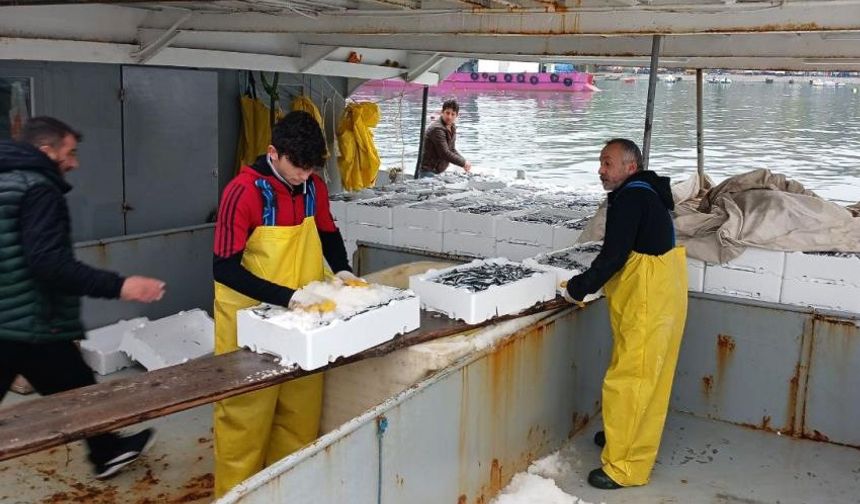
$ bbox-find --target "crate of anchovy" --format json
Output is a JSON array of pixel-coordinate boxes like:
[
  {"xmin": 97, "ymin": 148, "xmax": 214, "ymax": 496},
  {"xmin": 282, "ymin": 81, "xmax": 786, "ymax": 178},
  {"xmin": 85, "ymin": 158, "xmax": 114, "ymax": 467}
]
[
  {"xmin": 524, "ymin": 242, "xmax": 604, "ymax": 302},
  {"xmin": 237, "ymin": 280, "xmax": 420, "ymax": 370},
  {"xmin": 552, "ymin": 217, "xmax": 590, "ymax": 250},
  {"xmin": 496, "ymin": 209, "xmax": 582, "ymax": 248},
  {"xmin": 408, "ymin": 258, "xmax": 557, "ymax": 324}
]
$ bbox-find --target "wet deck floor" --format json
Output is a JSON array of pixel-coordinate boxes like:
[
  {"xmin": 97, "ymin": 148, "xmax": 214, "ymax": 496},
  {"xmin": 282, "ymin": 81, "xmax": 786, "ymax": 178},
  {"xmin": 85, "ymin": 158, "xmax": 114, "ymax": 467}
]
[
  {"xmin": 0, "ymin": 368, "xmax": 214, "ymax": 504},
  {"xmin": 555, "ymin": 411, "xmax": 860, "ymax": 504}
]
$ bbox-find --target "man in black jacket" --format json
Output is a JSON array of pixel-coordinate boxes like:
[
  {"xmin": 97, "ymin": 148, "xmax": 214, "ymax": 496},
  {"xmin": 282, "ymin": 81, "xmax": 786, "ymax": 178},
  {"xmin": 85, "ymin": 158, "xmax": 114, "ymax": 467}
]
[
  {"xmin": 417, "ymin": 99, "xmax": 472, "ymax": 178},
  {"xmin": 564, "ymin": 138, "xmax": 688, "ymax": 490},
  {"xmin": 0, "ymin": 117, "xmax": 166, "ymax": 479}
]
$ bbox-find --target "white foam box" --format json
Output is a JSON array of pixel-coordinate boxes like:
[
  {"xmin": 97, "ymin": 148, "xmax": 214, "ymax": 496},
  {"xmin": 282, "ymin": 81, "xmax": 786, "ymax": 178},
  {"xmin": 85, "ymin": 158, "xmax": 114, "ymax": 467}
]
[
  {"xmin": 443, "ymin": 231, "xmax": 497, "ymax": 258},
  {"xmin": 780, "ymin": 252, "xmax": 860, "ymax": 313},
  {"xmin": 80, "ymin": 317, "xmax": 148, "ymax": 375},
  {"xmin": 494, "ymin": 210, "xmax": 561, "ymax": 248},
  {"xmin": 392, "ymin": 192, "xmax": 476, "ymax": 232},
  {"xmin": 442, "ymin": 201, "xmax": 524, "ymax": 236},
  {"xmin": 687, "ymin": 257, "xmax": 705, "ymax": 292},
  {"xmin": 408, "ymin": 258, "xmax": 557, "ymax": 324},
  {"xmin": 119, "ymin": 309, "xmax": 214, "ymax": 371},
  {"xmin": 523, "ymin": 243, "xmax": 602, "ymax": 283},
  {"xmin": 329, "ymin": 199, "xmax": 348, "ymax": 223},
  {"xmin": 703, "ymin": 248, "xmax": 785, "ymax": 302},
  {"xmin": 392, "ymin": 226, "xmax": 444, "ymax": 252},
  {"xmin": 347, "ymin": 223, "xmax": 393, "ymax": 246},
  {"xmin": 347, "ymin": 197, "xmax": 396, "ymax": 227},
  {"xmin": 552, "ymin": 218, "xmax": 589, "ymax": 250},
  {"xmin": 237, "ymin": 294, "xmax": 420, "ymax": 371},
  {"xmin": 496, "ymin": 240, "xmax": 552, "ymax": 262}
]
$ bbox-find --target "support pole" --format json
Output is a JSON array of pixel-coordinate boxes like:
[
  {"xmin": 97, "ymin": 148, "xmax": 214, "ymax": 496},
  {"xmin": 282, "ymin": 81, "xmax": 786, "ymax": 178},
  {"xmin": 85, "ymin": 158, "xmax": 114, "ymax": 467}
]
[
  {"xmin": 696, "ymin": 68, "xmax": 705, "ymax": 190},
  {"xmin": 414, "ymin": 85, "xmax": 430, "ymax": 179},
  {"xmin": 642, "ymin": 35, "xmax": 662, "ymax": 171}
]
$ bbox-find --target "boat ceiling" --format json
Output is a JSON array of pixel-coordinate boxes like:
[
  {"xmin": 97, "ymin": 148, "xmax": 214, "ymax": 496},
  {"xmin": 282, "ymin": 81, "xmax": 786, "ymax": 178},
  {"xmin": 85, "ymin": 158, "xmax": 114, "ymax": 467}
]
[{"xmin": 2, "ymin": 0, "xmax": 860, "ymax": 83}]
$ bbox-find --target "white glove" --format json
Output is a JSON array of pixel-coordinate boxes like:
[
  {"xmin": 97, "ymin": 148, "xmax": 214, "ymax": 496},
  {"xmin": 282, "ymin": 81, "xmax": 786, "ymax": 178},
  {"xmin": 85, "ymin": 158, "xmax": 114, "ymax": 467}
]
[
  {"xmin": 335, "ymin": 270, "xmax": 368, "ymax": 287},
  {"xmin": 289, "ymin": 289, "xmax": 336, "ymax": 313},
  {"xmin": 559, "ymin": 281, "xmax": 585, "ymax": 308}
]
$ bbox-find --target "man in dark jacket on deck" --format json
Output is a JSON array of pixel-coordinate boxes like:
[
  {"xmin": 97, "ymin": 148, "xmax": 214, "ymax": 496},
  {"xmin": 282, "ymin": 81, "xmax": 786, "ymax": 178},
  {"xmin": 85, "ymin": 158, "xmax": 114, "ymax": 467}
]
[
  {"xmin": 417, "ymin": 99, "xmax": 472, "ymax": 178},
  {"xmin": 0, "ymin": 117, "xmax": 166, "ymax": 479},
  {"xmin": 564, "ymin": 138, "xmax": 688, "ymax": 490}
]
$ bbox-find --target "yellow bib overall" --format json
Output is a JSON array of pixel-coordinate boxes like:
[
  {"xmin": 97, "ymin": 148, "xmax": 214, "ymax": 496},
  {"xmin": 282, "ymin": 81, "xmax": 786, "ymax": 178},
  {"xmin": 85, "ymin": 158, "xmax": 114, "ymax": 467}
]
[{"xmin": 213, "ymin": 178, "xmax": 325, "ymax": 497}]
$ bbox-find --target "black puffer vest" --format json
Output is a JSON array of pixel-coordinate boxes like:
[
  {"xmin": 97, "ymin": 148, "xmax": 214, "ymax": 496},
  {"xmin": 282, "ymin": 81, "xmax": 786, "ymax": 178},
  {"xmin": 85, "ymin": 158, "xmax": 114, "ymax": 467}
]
[{"xmin": 0, "ymin": 141, "xmax": 82, "ymax": 342}]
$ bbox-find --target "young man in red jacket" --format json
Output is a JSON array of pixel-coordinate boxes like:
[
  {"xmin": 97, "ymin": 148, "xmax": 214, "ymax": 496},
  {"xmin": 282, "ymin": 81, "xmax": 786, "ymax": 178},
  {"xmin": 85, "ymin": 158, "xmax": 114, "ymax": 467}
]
[{"xmin": 212, "ymin": 111, "xmax": 358, "ymax": 497}]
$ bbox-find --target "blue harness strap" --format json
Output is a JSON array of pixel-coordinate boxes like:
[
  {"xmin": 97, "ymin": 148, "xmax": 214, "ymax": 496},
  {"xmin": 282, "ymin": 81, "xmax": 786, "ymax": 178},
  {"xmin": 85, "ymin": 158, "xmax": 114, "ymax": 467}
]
[
  {"xmin": 304, "ymin": 179, "xmax": 316, "ymax": 218},
  {"xmin": 618, "ymin": 180, "xmax": 676, "ymax": 247},
  {"xmin": 255, "ymin": 179, "xmax": 277, "ymax": 226}
]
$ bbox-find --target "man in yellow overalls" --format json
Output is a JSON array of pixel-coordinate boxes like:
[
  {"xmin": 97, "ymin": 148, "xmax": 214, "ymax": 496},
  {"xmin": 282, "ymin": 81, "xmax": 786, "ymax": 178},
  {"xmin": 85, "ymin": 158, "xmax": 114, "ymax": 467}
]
[
  {"xmin": 564, "ymin": 138, "xmax": 688, "ymax": 490},
  {"xmin": 211, "ymin": 111, "xmax": 359, "ymax": 497}
]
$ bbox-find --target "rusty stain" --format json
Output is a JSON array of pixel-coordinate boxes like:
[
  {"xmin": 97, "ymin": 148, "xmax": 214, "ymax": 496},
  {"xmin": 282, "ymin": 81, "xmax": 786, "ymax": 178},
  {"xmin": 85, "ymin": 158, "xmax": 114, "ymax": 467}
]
[
  {"xmin": 807, "ymin": 430, "xmax": 831, "ymax": 443},
  {"xmin": 702, "ymin": 375, "xmax": 713, "ymax": 397},
  {"xmin": 568, "ymin": 412, "xmax": 590, "ymax": 439},
  {"xmin": 489, "ymin": 459, "xmax": 503, "ymax": 496},
  {"xmin": 761, "ymin": 416, "xmax": 771, "ymax": 430},
  {"xmin": 458, "ymin": 495, "xmax": 467, "ymax": 504},
  {"xmin": 196, "ymin": 437, "xmax": 210, "ymax": 444},
  {"xmin": 786, "ymin": 362, "xmax": 801, "ymax": 436},
  {"xmin": 716, "ymin": 334, "xmax": 736, "ymax": 382}
]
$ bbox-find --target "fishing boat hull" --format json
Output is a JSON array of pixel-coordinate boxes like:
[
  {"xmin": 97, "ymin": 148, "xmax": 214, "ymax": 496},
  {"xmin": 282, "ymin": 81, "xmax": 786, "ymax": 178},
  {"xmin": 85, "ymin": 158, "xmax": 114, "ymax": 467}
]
[{"xmin": 360, "ymin": 71, "xmax": 598, "ymax": 93}]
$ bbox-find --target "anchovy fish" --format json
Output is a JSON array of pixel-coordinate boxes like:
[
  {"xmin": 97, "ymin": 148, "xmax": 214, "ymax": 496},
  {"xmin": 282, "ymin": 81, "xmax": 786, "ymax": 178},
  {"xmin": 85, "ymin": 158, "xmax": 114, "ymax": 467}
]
[{"xmin": 431, "ymin": 263, "xmax": 541, "ymax": 292}]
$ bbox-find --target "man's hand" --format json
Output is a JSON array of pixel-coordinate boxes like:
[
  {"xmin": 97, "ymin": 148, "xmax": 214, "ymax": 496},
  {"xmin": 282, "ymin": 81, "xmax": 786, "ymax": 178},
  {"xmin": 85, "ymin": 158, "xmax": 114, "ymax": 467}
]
[
  {"xmin": 120, "ymin": 276, "xmax": 166, "ymax": 303},
  {"xmin": 559, "ymin": 281, "xmax": 585, "ymax": 308},
  {"xmin": 289, "ymin": 290, "xmax": 337, "ymax": 313},
  {"xmin": 335, "ymin": 270, "xmax": 368, "ymax": 288},
  {"xmin": 463, "ymin": 161, "xmax": 472, "ymax": 173}
]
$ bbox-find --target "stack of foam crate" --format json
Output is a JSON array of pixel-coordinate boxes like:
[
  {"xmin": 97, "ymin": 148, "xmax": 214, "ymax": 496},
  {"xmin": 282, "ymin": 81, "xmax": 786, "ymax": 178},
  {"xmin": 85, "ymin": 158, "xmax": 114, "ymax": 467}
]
[
  {"xmin": 443, "ymin": 199, "xmax": 527, "ymax": 257},
  {"xmin": 392, "ymin": 192, "xmax": 476, "ymax": 252},
  {"xmin": 494, "ymin": 208, "xmax": 584, "ymax": 261},
  {"xmin": 780, "ymin": 251, "xmax": 860, "ymax": 313}
]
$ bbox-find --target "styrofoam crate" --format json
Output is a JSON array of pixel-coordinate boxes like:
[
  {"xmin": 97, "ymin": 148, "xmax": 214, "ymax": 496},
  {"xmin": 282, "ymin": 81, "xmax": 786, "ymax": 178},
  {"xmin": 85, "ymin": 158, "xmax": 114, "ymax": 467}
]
[
  {"xmin": 443, "ymin": 202, "xmax": 525, "ymax": 236},
  {"xmin": 392, "ymin": 226, "xmax": 444, "ymax": 252},
  {"xmin": 703, "ymin": 248, "xmax": 785, "ymax": 302},
  {"xmin": 329, "ymin": 199, "xmax": 348, "ymax": 223},
  {"xmin": 687, "ymin": 257, "xmax": 705, "ymax": 292},
  {"xmin": 237, "ymin": 291, "xmax": 420, "ymax": 371},
  {"xmin": 408, "ymin": 258, "xmax": 557, "ymax": 324},
  {"xmin": 781, "ymin": 279, "xmax": 860, "ymax": 313},
  {"xmin": 392, "ymin": 192, "xmax": 476, "ymax": 231},
  {"xmin": 552, "ymin": 218, "xmax": 589, "ymax": 250},
  {"xmin": 80, "ymin": 317, "xmax": 148, "ymax": 375},
  {"xmin": 443, "ymin": 231, "xmax": 497, "ymax": 258},
  {"xmin": 345, "ymin": 239, "xmax": 358, "ymax": 264},
  {"xmin": 523, "ymin": 242, "xmax": 603, "ymax": 304},
  {"xmin": 783, "ymin": 252, "xmax": 860, "ymax": 286},
  {"xmin": 348, "ymin": 223, "xmax": 393, "ymax": 246},
  {"xmin": 348, "ymin": 197, "xmax": 395, "ymax": 227},
  {"xmin": 119, "ymin": 309, "xmax": 214, "ymax": 371},
  {"xmin": 779, "ymin": 252, "xmax": 860, "ymax": 313},
  {"xmin": 494, "ymin": 211, "xmax": 564, "ymax": 248},
  {"xmin": 496, "ymin": 241, "xmax": 552, "ymax": 262}
]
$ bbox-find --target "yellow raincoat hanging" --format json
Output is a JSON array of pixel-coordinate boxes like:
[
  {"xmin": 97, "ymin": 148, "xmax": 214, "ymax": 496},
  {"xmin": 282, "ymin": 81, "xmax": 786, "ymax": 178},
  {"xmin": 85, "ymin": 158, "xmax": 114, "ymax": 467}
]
[
  {"xmin": 292, "ymin": 95, "xmax": 329, "ymax": 159},
  {"xmin": 336, "ymin": 102, "xmax": 380, "ymax": 191},
  {"xmin": 235, "ymin": 73, "xmax": 284, "ymax": 174}
]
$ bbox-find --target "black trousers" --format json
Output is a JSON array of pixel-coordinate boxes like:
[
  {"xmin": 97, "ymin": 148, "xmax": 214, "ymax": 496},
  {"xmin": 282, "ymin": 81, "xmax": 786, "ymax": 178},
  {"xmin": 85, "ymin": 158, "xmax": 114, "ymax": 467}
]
[{"xmin": 0, "ymin": 339, "xmax": 119, "ymax": 464}]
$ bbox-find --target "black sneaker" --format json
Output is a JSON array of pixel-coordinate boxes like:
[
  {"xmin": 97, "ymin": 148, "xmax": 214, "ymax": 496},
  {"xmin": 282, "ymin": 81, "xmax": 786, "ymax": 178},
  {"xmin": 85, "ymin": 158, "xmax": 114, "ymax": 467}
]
[
  {"xmin": 92, "ymin": 428, "xmax": 156, "ymax": 480},
  {"xmin": 588, "ymin": 467, "xmax": 623, "ymax": 490},
  {"xmin": 594, "ymin": 430, "xmax": 606, "ymax": 448}
]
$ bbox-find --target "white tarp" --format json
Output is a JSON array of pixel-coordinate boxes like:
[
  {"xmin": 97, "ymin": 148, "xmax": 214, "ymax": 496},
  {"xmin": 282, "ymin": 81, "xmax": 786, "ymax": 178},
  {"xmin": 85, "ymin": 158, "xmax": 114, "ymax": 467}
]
[{"xmin": 578, "ymin": 169, "xmax": 860, "ymax": 264}]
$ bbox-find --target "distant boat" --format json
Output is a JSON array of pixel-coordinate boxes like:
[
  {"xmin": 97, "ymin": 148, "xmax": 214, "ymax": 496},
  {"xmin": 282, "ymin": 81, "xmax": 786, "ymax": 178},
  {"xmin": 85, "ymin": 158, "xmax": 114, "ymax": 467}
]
[
  {"xmin": 360, "ymin": 70, "xmax": 599, "ymax": 93},
  {"xmin": 765, "ymin": 77, "xmax": 775, "ymax": 83},
  {"xmin": 660, "ymin": 74, "xmax": 682, "ymax": 83},
  {"xmin": 811, "ymin": 79, "xmax": 837, "ymax": 87}
]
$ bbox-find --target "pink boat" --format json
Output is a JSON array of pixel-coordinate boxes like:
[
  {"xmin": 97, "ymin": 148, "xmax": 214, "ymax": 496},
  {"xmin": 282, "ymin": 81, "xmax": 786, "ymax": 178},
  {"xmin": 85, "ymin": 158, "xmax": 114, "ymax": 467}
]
[{"xmin": 360, "ymin": 71, "xmax": 599, "ymax": 93}]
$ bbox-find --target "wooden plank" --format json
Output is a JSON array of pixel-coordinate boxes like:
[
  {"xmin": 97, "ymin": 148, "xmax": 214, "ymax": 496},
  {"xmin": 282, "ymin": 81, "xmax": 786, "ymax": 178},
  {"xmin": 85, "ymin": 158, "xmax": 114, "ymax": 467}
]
[{"xmin": 0, "ymin": 299, "xmax": 570, "ymax": 462}]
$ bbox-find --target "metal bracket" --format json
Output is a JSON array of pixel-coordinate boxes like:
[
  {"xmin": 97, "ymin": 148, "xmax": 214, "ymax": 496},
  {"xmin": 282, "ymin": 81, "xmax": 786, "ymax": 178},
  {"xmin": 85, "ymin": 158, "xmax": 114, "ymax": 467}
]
[{"xmin": 131, "ymin": 11, "xmax": 192, "ymax": 64}]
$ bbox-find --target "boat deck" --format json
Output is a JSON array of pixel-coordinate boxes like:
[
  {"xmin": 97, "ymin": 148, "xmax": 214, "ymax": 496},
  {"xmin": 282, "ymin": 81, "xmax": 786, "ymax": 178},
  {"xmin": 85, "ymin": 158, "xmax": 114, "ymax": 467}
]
[
  {"xmin": 0, "ymin": 368, "xmax": 214, "ymax": 504},
  {"xmin": 555, "ymin": 412, "xmax": 860, "ymax": 504}
]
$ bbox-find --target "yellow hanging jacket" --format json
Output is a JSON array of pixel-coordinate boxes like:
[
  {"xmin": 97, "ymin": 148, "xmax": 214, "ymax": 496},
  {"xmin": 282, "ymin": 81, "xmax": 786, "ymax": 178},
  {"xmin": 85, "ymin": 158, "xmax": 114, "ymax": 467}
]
[
  {"xmin": 336, "ymin": 102, "xmax": 381, "ymax": 191},
  {"xmin": 235, "ymin": 95, "xmax": 284, "ymax": 175}
]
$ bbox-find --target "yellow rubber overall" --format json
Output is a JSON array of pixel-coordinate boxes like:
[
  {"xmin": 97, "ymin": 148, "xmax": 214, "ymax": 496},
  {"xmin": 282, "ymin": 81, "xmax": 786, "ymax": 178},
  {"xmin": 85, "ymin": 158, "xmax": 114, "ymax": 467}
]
[
  {"xmin": 213, "ymin": 214, "xmax": 325, "ymax": 497},
  {"xmin": 600, "ymin": 247, "xmax": 688, "ymax": 486}
]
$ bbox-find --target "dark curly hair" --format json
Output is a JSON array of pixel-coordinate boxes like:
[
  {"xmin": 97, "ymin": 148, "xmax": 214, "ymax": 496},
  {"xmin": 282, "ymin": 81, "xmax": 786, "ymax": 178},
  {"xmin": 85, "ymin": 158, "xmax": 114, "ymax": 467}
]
[
  {"xmin": 271, "ymin": 111, "xmax": 326, "ymax": 170},
  {"xmin": 441, "ymin": 99, "xmax": 459, "ymax": 114}
]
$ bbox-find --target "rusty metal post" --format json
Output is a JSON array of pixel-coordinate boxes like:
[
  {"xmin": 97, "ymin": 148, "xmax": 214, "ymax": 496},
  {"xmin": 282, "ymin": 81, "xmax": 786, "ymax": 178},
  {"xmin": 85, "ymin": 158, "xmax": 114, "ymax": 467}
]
[
  {"xmin": 414, "ymin": 85, "xmax": 430, "ymax": 179},
  {"xmin": 696, "ymin": 68, "xmax": 705, "ymax": 190},
  {"xmin": 642, "ymin": 35, "xmax": 662, "ymax": 171}
]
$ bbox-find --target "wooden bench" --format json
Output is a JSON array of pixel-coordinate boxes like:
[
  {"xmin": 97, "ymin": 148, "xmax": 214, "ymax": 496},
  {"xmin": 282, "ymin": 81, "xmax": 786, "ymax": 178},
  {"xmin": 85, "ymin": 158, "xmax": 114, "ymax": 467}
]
[{"xmin": 0, "ymin": 299, "xmax": 569, "ymax": 461}]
